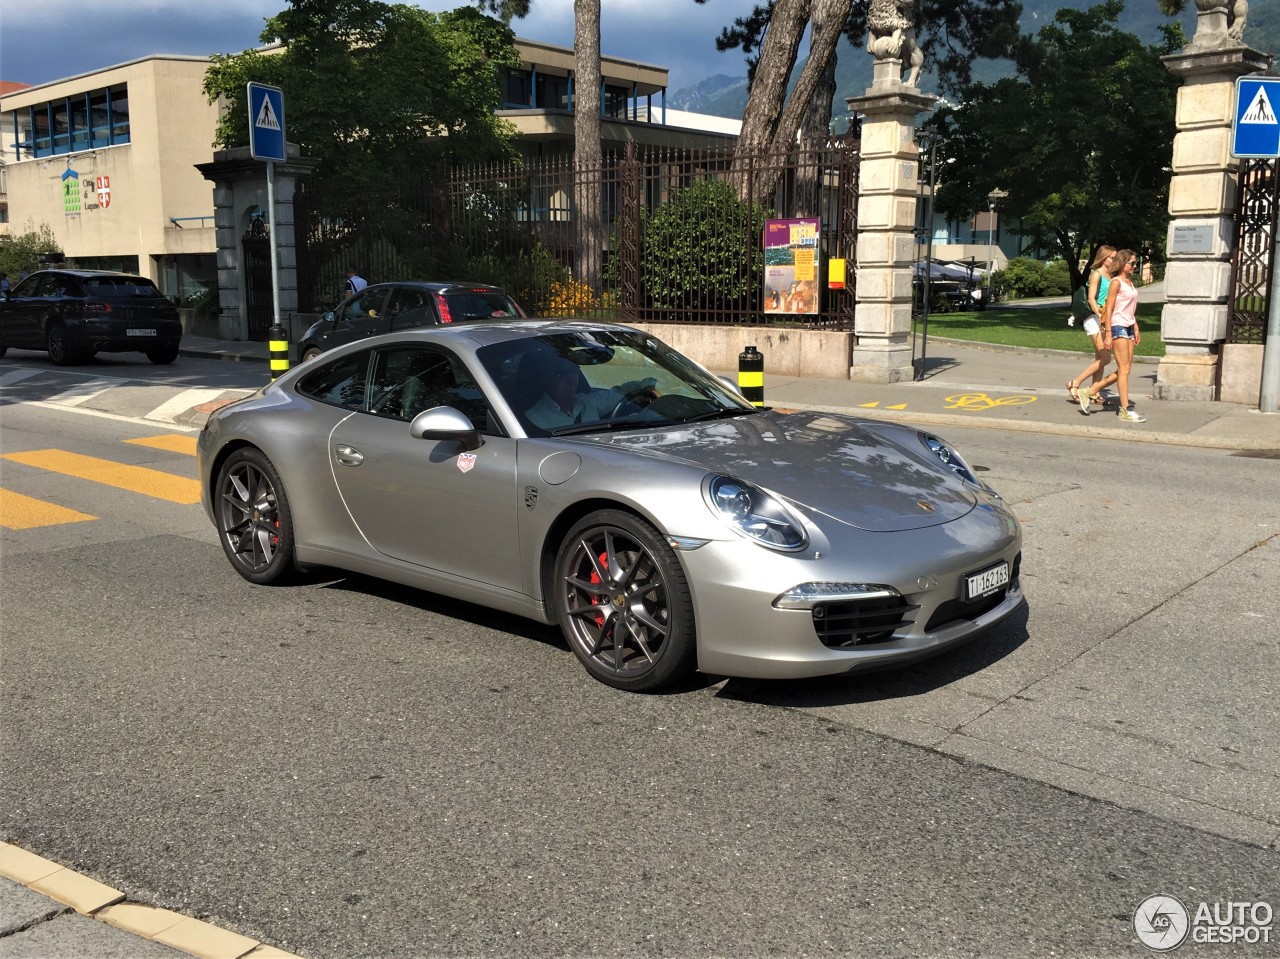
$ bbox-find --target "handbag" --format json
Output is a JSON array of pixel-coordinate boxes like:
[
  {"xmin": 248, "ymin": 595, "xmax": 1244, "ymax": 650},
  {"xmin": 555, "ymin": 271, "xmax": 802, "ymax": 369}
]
[{"xmin": 1070, "ymin": 284, "xmax": 1093, "ymax": 323}]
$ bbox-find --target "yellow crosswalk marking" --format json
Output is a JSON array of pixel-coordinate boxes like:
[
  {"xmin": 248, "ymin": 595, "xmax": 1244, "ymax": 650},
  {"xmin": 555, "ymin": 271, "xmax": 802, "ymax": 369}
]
[
  {"xmin": 0, "ymin": 489, "xmax": 97, "ymax": 529},
  {"xmin": 0, "ymin": 450, "xmax": 201, "ymax": 504},
  {"xmin": 125, "ymin": 434, "xmax": 198, "ymax": 456}
]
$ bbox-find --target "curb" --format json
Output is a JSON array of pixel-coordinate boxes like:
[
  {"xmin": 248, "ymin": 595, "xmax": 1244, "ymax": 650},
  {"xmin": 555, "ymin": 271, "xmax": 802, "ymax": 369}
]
[{"xmin": 0, "ymin": 841, "xmax": 301, "ymax": 959}]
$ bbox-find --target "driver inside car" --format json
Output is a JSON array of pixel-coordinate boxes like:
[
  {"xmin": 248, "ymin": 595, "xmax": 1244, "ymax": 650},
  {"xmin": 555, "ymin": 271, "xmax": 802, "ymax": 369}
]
[{"xmin": 525, "ymin": 355, "xmax": 657, "ymax": 431}]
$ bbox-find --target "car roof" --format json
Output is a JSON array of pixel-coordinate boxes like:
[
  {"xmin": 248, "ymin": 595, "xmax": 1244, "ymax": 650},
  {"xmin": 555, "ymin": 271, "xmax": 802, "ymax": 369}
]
[
  {"xmin": 30, "ymin": 269, "xmax": 149, "ymax": 280},
  {"xmin": 365, "ymin": 319, "xmax": 641, "ymax": 351},
  {"xmin": 364, "ymin": 280, "xmax": 512, "ymax": 295}
]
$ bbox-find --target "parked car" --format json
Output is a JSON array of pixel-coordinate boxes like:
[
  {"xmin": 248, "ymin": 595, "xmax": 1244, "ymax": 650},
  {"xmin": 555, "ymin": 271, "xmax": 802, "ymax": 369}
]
[
  {"xmin": 296, "ymin": 281, "xmax": 525, "ymax": 362},
  {"xmin": 0, "ymin": 269, "xmax": 182, "ymax": 365},
  {"xmin": 199, "ymin": 320, "xmax": 1024, "ymax": 693}
]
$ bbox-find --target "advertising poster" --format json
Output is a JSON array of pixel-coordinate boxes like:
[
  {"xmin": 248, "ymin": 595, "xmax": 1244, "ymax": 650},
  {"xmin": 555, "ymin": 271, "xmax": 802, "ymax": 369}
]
[{"xmin": 763, "ymin": 217, "xmax": 821, "ymax": 315}]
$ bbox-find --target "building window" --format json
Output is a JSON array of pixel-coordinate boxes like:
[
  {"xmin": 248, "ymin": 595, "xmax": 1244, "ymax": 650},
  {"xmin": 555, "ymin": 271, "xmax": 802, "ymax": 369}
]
[
  {"xmin": 535, "ymin": 74, "xmax": 569, "ymax": 111},
  {"xmin": 603, "ymin": 84, "xmax": 631, "ymax": 119},
  {"xmin": 5, "ymin": 82, "xmax": 129, "ymax": 159},
  {"xmin": 503, "ymin": 69, "xmax": 531, "ymax": 108}
]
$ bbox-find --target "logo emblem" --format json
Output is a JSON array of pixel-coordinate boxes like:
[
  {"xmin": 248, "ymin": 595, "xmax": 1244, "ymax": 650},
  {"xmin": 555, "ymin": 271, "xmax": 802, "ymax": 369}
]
[
  {"xmin": 916, "ymin": 500, "xmax": 935, "ymax": 512},
  {"xmin": 1134, "ymin": 895, "xmax": 1190, "ymax": 952},
  {"xmin": 523, "ymin": 485, "xmax": 538, "ymax": 510},
  {"xmin": 457, "ymin": 453, "xmax": 476, "ymax": 473}
]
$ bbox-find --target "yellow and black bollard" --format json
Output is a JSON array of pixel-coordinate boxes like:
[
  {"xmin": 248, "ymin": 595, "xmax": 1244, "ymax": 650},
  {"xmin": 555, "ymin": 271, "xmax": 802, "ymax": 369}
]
[
  {"xmin": 268, "ymin": 319, "xmax": 291, "ymax": 382},
  {"xmin": 738, "ymin": 344, "xmax": 764, "ymax": 408}
]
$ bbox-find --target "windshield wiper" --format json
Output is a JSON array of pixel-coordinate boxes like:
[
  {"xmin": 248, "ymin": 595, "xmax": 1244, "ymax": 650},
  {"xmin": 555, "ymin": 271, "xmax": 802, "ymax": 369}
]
[
  {"xmin": 681, "ymin": 407, "xmax": 757, "ymax": 424},
  {"xmin": 548, "ymin": 418, "xmax": 676, "ymax": 437}
]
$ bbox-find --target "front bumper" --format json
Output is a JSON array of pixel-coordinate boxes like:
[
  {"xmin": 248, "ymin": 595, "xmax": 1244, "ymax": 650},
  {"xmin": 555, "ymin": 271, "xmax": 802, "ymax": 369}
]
[{"xmin": 681, "ymin": 500, "xmax": 1024, "ymax": 680}]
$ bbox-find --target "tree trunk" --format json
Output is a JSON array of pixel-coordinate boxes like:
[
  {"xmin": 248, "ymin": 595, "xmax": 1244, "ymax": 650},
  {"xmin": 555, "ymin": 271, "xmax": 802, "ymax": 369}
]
[
  {"xmin": 794, "ymin": 56, "xmax": 839, "ymax": 216},
  {"xmin": 574, "ymin": 0, "xmax": 603, "ymax": 296}
]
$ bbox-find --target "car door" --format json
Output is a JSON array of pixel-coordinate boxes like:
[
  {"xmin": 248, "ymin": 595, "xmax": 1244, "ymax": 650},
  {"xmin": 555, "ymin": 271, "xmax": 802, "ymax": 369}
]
[
  {"xmin": 386, "ymin": 287, "xmax": 439, "ymax": 332},
  {"xmin": 327, "ymin": 286, "xmax": 394, "ymax": 350},
  {"xmin": 2, "ymin": 274, "xmax": 59, "ymax": 347},
  {"xmin": 328, "ymin": 344, "xmax": 521, "ymax": 592}
]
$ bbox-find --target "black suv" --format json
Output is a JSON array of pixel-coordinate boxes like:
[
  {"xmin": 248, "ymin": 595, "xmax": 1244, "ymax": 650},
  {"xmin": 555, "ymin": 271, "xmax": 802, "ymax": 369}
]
[
  {"xmin": 0, "ymin": 269, "xmax": 182, "ymax": 365},
  {"xmin": 297, "ymin": 281, "xmax": 525, "ymax": 362}
]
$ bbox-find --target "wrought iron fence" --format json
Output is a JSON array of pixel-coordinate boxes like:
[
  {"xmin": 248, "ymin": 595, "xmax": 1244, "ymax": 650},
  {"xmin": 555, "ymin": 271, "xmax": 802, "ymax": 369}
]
[
  {"xmin": 295, "ymin": 138, "xmax": 860, "ymax": 330},
  {"xmin": 1227, "ymin": 158, "xmax": 1277, "ymax": 345}
]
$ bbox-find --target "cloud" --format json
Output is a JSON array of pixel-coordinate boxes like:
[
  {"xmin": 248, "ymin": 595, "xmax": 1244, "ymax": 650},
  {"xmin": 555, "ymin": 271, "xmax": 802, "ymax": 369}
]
[{"xmin": 2, "ymin": 1, "xmax": 745, "ymax": 94}]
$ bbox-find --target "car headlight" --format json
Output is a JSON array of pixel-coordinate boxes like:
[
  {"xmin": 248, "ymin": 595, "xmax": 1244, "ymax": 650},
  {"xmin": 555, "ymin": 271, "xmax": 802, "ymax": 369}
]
[
  {"xmin": 703, "ymin": 475, "xmax": 807, "ymax": 551},
  {"xmin": 918, "ymin": 431, "xmax": 979, "ymax": 485}
]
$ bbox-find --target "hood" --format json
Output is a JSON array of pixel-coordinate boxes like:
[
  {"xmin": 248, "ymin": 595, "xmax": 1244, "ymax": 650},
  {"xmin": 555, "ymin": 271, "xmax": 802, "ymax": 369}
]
[{"xmin": 583, "ymin": 410, "xmax": 976, "ymax": 532}]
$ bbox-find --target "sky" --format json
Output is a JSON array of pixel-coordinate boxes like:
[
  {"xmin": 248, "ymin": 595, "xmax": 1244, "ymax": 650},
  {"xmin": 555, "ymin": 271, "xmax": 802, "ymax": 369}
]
[{"xmin": 0, "ymin": 0, "xmax": 750, "ymax": 97}]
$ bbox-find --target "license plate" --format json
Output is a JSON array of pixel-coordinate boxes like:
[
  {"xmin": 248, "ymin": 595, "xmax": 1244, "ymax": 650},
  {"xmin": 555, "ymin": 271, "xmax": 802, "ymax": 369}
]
[
  {"xmin": 127, "ymin": 328, "xmax": 157, "ymax": 336},
  {"xmin": 965, "ymin": 561, "xmax": 1009, "ymax": 601}
]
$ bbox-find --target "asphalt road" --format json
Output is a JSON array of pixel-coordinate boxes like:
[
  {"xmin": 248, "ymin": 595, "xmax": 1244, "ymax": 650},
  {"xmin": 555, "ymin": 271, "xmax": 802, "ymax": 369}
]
[{"xmin": 1, "ymin": 385, "xmax": 1277, "ymax": 958}]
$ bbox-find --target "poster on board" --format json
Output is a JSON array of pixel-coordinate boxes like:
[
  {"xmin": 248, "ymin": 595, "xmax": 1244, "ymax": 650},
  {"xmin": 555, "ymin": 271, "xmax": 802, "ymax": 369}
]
[{"xmin": 763, "ymin": 218, "xmax": 821, "ymax": 315}]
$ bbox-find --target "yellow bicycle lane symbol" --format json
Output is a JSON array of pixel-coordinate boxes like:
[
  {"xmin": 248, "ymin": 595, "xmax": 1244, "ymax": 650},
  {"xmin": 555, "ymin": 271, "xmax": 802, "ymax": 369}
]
[{"xmin": 944, "ymin": 392, "xmax": 1038, "ymax": 411}]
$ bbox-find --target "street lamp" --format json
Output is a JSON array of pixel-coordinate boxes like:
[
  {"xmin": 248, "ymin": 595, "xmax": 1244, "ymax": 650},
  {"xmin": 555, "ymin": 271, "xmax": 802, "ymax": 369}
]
[{"xmin": 985, "ymin": 188, "xmax": 1007, "ymax": 305}]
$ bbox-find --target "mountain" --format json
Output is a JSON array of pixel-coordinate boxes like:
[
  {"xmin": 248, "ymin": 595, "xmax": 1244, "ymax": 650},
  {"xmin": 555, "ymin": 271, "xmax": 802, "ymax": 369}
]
[{"xmin": 667, "ymin": 0, "xmax": 1276, "ymax": 121}]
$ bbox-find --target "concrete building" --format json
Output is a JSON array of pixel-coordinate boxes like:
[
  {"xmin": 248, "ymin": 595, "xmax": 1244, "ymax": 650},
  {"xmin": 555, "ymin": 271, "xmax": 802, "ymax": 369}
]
[{"xmin": 0, "ymin": 56, "xmax": 221, "ymax": 300}]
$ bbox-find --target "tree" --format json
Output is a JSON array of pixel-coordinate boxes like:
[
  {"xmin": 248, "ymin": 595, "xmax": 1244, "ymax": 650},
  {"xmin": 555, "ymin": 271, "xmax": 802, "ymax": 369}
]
[
  {"xmin": 706, "ymin": 0, "xmax": 1023, "ymax": 187},
  {"xmin": 574, "ymin": 1, "xmax": 603, "ymax": 294},
  {"xmin": 203, "ymin": 0, "xmax": 521, "ymax": 191},
  {"xmin": 927, "ymin": 1, "xmax": 1180, "ymax": 289},
  {"xmin": 0, "ymin": 222, "xmax": 61, "ymax": 281}
]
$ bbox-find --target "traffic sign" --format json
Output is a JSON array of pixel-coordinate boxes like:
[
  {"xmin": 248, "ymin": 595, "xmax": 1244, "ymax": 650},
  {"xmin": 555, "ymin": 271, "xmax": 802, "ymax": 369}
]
[
  {"xmin": 247, "ymin": 83, "xmax": 286, "ymax": 162},
  {"xmin": 1232, "ymin": 75, "xmax": 1280, "ymax": 159}
]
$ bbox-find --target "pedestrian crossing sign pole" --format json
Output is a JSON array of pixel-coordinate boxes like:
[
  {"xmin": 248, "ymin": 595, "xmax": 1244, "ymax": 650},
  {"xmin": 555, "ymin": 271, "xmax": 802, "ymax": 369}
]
[
  {"xmin": 1231, "ymin": 74, "xmax": 1280, "ymax": 412},
  {"xmin": 246, "ymin": 83, "xmax": 289, "ymax": 377}
]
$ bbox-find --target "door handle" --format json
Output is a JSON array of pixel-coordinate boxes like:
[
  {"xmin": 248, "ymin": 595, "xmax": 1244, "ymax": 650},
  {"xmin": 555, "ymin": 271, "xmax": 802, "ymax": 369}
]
[{"xmin": 334, "ymin": 445, "xmax": 364, "ymax": 466}]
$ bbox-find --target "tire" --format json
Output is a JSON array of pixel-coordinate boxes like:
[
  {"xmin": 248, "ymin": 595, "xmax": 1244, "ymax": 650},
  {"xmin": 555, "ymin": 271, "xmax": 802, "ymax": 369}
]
[
  {"xmin": 301, "ymin": 346, "xmax": 322, "ymax": 362},
  {"xmin": 553, "ymin": 509, "xmax": 696, "ymax": 692},
  {"xmin": 146, "ymin": 346, "xmax": 179, "ymax": 365},
  {"xmin": 46, "ymin": 323, "xmax": 85, "ymax": 366},
  {"xmin": 214, "ymin": 448, "xmax": 298, "ymax": 585}
]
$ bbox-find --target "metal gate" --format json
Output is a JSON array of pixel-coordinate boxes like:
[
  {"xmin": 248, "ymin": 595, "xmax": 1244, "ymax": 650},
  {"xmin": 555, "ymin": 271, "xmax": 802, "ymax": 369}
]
[
  {"xmin": 242, "ymin": 219, "xmax": 273, "ymax": 341},
  {"xmin": 1226, "ymin": 158, "xmax": 1278, "ymax": 345}
]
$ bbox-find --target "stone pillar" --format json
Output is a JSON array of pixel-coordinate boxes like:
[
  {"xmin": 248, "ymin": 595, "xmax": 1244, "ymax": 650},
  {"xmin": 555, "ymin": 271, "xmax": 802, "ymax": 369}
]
[
  {"xmin": 846, "ymin": 60, "xmax": 935, "ymax": 383},
  {"xmin": 196, "ymin": 144, "xmax": 318, "ymax": 341},
  {"xmin": 1157, "ymin": 17, "xmax": 1267, "ymax": 399}
]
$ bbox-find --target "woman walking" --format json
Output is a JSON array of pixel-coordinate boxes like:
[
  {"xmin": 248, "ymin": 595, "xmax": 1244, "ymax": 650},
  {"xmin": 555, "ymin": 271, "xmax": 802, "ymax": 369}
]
[
  {"xmin": 1084, "ymin": 249, "xmax": 1145, "ymax": 423},
  {"xmin": 1067, "ymin": 245, "xmax": 1117, "ymax": 411}
]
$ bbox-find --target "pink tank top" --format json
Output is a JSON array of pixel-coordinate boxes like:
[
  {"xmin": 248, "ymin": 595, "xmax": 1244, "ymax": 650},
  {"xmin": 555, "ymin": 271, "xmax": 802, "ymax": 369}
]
[{"xmin": 1110, "ymin": 280, "xmax": 1137, "ymax": 328}]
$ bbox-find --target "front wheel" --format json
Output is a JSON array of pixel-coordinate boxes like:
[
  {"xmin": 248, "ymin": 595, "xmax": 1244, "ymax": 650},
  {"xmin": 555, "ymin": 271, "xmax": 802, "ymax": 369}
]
[
  {"xmin": 553, "ymin": 510, "xmax": 696, "ymax": 692},
  {"xmin": 301, "ymin": 346, "xmax": 322, "ymax": 362},
  {"xmin": 146, "ymin": 346, "xmax": 179, "ymax": 365},
  {"xmin": 215, "ymin": 448, "xmax": 298, "ymax": 585}
]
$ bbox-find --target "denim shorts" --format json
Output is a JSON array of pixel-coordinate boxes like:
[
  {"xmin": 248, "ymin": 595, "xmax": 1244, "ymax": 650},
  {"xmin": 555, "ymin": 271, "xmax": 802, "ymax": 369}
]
[{"xmin": 1111, "ymin": 325, "xmax": 1135, "ymax": 340}]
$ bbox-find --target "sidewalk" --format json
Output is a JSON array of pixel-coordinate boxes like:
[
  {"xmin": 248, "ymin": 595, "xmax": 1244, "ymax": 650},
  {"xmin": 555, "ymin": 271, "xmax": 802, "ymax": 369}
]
[{"xmin": 177, "ymin": 330, "xmax": 1280, "ymax": 452}]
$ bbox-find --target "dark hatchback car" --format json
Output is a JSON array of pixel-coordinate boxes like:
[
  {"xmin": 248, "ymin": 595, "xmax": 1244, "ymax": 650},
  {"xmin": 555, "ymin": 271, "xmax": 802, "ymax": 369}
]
[
  {"xmin": 0, "ymin": 269, "xmax": 183, "ymax": 366},
  {"xmin": 297, "ymin": 281, "xmax": 525, "ymax": 361}
]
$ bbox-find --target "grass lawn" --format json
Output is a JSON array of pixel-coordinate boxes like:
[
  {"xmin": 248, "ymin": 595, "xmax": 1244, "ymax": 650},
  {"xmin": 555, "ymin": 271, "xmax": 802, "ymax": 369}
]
[{"xmin": 914, "ymin": 302, "xmax": 1165, "ymax": 358}]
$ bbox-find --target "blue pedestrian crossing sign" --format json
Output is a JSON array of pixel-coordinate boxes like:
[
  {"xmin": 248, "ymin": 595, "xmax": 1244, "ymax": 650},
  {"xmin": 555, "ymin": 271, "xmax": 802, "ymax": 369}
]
[
  {"xmin": 1232, "ymin": 76, "xmax": 1280, "ymax": 159},
  {"xmin": 247, "ymin": 83, "xmax": 286, "ymax": 162}
]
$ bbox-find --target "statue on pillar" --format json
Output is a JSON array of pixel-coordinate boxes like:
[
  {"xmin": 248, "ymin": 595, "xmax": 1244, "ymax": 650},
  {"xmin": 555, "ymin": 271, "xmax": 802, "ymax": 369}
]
[
  {"xmin": 867, "ymin": 0, "xmax": 923, "ymax": 87},
  {"xmin": 1190, "ymin": 0, "xmax": 1249, "ymax": 48}
]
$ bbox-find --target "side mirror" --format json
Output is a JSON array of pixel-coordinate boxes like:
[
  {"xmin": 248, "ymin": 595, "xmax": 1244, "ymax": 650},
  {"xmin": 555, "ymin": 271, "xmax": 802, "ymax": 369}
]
[
  {"xmin": 323, "ymin": 311, "xmax": 335, "ymax": 322},
  {"xmin": 409, "ymin": 406, "xmax": 482, "ymax": 451}
]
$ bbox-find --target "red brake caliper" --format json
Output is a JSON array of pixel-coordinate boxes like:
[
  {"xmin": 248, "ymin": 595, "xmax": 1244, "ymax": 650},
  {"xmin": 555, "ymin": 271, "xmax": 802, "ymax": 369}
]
[{"xmin": 589, "ymin": 550, "xmax": 608, "ymax": 629}]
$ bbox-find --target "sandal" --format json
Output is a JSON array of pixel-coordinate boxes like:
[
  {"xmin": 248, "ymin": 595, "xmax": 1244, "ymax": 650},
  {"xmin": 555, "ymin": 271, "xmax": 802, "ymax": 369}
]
[{"xmin": 1066, "ymin": 380, "xmax": 1079, "ymax": 402}]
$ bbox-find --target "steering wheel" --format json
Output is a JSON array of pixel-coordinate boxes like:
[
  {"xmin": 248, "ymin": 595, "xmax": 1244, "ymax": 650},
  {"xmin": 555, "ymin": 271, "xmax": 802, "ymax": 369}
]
[{"xmin": 608, "ymin": 387, "xmax": 657, "ymax": 419}]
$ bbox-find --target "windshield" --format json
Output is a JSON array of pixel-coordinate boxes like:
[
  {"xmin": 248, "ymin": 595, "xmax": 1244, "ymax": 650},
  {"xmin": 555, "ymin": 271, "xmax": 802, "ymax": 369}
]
[{"xmin": 477, "ymin": 328, "xmax": 756, "ymax": 438}]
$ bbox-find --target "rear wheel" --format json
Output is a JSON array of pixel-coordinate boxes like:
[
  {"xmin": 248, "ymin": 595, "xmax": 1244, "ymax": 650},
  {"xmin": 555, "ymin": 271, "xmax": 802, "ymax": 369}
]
[
  {"xmin": 215, "ymin": 448, "xmax": 298, "ymax": 585},
  {"xmin": 146, "ymin": 346, "xmax": 179, "ymax": 364},
  {"xmin": 553, "ymin": 510, "xmax": 696, "ymax": 692},
  {"xmin": 46, "ymin": 323, "xmax": 85, "ymax": 366}
]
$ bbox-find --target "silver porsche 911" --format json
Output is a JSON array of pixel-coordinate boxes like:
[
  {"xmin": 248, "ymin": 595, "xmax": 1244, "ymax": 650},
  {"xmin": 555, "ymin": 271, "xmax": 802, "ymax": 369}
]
[{"xmin": 198, "ymin": 321, "xmax": 1023, "ymax": 692}]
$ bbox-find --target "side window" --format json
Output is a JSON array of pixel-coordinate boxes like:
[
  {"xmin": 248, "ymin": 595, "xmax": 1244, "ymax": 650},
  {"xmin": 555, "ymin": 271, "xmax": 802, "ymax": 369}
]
[
  {"xmin": 367, "ymin": 347, "xmax": 498, "ymax": 432},
  {"xmin": 296, "ymin": 350, "xmax": 370, "ymax": 410},
  {"xmin": 335, "ymin": 288, "xmax": 391, "ymax": 333},
  {"xmin": 28, "ymin": 275, "xmax": 62, "ymax": 297},
  {"xmin": 388, "ymin": 289, "xmax": 434, "ymax": 331}
]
